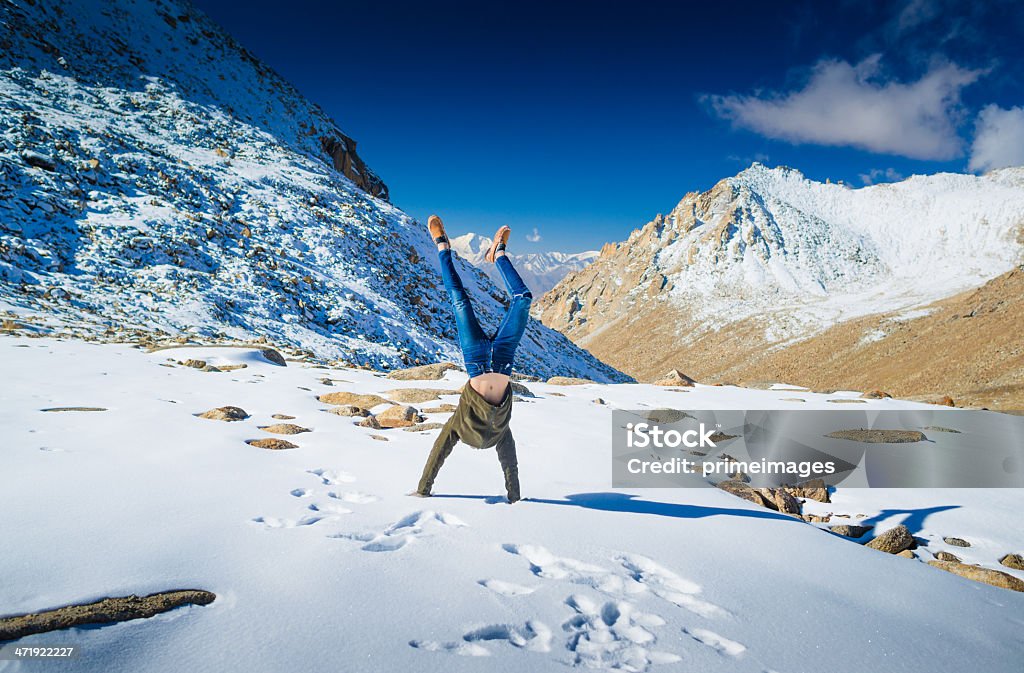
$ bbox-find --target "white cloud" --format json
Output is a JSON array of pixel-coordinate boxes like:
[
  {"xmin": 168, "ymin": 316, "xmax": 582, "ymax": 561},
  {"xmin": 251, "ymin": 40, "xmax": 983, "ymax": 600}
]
[
  {"xmin": 525, "ymin": 227, "xmax": 541, "ymax": 243},
  {"xmin": 705, "ymin": 55, "xmax": 983, "ymax": 160},
  {"xmin": 859, "ymin": 167, "xmax": 905, "ymax": 185},
  {"xmin": 968, "ymin": 104, "xmax": 1024, "ymax": 172}
]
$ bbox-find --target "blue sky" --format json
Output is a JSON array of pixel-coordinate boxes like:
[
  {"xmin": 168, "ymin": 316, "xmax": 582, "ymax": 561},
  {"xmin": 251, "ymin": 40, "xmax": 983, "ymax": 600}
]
[{"xmin": 194, "ymin": 0, "xmax": 1024, "ymax": 253}]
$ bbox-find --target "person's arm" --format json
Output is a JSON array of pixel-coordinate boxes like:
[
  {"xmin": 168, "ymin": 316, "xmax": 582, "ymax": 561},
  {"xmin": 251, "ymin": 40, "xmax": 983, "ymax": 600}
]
[
  {"xmin": 495, "ymin": 429, "xmax": 521, "ymax": 502},
  {"xmin": 415, "ymin": 416, "xmax": 460, "ymax": 495}
]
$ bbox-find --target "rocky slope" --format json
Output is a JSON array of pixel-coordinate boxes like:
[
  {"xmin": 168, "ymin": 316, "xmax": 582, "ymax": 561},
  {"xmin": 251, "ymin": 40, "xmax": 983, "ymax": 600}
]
[
  {"xmin": 0, "ymin": 0, "xmax": 626, "ymax": 382},
  {"xmin": 535, "ymin": 164, "xmax": 1024, "ymax": 403},
  {"xmin": 450, "ymin": 232, "xmax": 598, "ymax": 296}
]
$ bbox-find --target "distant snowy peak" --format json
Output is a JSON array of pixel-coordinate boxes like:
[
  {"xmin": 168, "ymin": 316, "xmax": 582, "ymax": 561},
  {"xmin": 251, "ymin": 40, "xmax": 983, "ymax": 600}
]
[
  {"xmin": 538, "ymin": 163, "xmax": 1024, "ymax": 348},
  {"xmin": 450, "ymin": 233, "xmax": 598, "ymax": 296}
]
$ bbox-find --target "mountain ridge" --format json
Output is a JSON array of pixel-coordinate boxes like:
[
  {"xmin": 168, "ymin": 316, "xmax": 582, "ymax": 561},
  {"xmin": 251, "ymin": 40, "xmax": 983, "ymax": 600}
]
[{"xmin": 449, "ymin": 232, "xmax": 598, "ymax": 296}]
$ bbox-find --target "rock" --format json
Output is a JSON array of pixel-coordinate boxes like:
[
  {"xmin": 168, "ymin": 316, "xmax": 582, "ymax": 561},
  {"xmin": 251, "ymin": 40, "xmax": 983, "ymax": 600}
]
[
  {"xmin": 181, "ymin": 358, "xmax": 207, "ymax": 369},
  {"xmin": 259, "ymin": 348, "xmax": 287, "ymax": 366},
  {"xmin": 546, "ymin": 376, "xmax": 594, "ymax": 385},
  {"xmin": 201, "ymin": 365, "xmax": 221, "ymax": 373},
  {"xmin": 783, "ymin": 478, "xmax": 830, "ymax": 503},
  {"xmin": 549, "ymin": 392, "xmax": 566, "ymax": 397},
  {"xmin": 385, "ymin": 362, "xmax": 460, "ymax": 380},
  {"xmin": 943, "ymin": 537, "xmax": 971, "ymax": 548},
  {"xmin": 933, "ymin": 551, "xmax": 961, "ymax": 562},
  {"xmin": 370, "ymin": 434, "xmax": 389, "ymax": 442},
  {"xmin": 865, "ymin": 525, "xmax": 915, "ymax": 554},
  {"xmin": 259, "ymin": 423, "xmax": 310, "ymax": 435},
  {"xmin": 826, "ymin": 429, "xmax": 927, "ymax": 443},
  {"xmin": 327, "ymin": 405, "xmax": 370, "ymax": 417},
  {"xmin": 827, "ymin": 399, "xmax": 867, "ymax": 404},
  {"xmin": 198, "ymin": 406, "xmax": 249, "ymax": 421},
  {"xmin": 897, "ymin": 550, "xmax": 917, "ymax": 559},
  {"xmin": 800, "ymin": 513, "xmax": 831, "ymax": 523},
  {"xmin": 756, "ymin": 487, "xmax": 802, "ymax": 514},
  {"xmin": 653, "ymin": 369, "xmax": 696, "ymax": 387},
  {"xmin": 357, "ymin": 415, "xmax": 382, "ymax": 429},
  {"xmin": 593, "ymin": 398, "xmax": 606, "ymax": 405},
  {"xmin": 272, "ymin": 414, "xmax": 296, "ymax": 420},
  {"xmin": 219, "ymin": 364, "xmax": 247, "ymax": 372},
  {"xmin": 717, "ymin": 481, "xmax": 800, "ymax": 514},
  {"xmin": 642, "ymin": 409, "xmax": 693, "ymax": 423},
  {"xmin": 42, "ymin": 407, "xmax": 107, "ymax": 412},
  {"xmin": 830, "ymin": 524, "xmax": 873, "ymax": 538},
  {"xmin": 932, "ymin": 396, "xmax": 956, "ymax": 407},
  {"xmin": 860, "ymin": 390, "xmax": 892, "ymax": 399},
  {"xmin": 927, "ymin": 561, "xmax": 1024, "ymax": 592},
  {"xmin": 999, "ymin": 553, "xmax": 1024, "ymax": 570},
  {"xmin": 246, "ymin": 438, "xmax": 298, "ymax": 450},
  {"xmin": 386, "ymin": 388, "xmax": 457, "ymax": 404},
  {"xmin": 403, "ymin": 422, "xmax": 446, "ymax": 432},
  {"xmin": 21, "ymin": 149, "xmax": 56, "ymax": 172},
  {"xmin": 510, "ymin": 381, "xmax": 535, "ymax": 397},
  {"xmin": 375, "ymin": 405, "xmax": 424, "ymax": 428},
  {"xmin": 0, "ymin": 590, "xmax": 215, "ymax": 641},
  {"xmin": 318, "ymin": 391, "xmax": 391, "ymax": 409},
  {"xmin": 421, "ymin": 403, "xmax": 458, "ymax": 414}
]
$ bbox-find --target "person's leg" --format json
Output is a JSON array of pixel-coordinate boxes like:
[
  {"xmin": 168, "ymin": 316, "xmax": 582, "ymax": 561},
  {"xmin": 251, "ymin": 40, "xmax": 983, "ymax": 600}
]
[
  {"xmin": 436, "ymin": 244, "xmax": 491, "ymax": 377},
  {"xmin": 489, "ymin": 254, "xmax": 533, "ymax": 376},
  {"xmin": 416, "ymin": 419, "xmax": 460, "ymax": 495}
]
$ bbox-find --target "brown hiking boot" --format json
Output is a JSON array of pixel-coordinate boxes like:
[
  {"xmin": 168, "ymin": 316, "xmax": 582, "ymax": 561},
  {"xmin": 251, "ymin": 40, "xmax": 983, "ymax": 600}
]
[
  {"xmin": 485, "ymin": 225, "xmax": 511, "ymax": 263},
  {"xmin": 428, "ymin": 215, "xmax": 447, "ymax": 244}
]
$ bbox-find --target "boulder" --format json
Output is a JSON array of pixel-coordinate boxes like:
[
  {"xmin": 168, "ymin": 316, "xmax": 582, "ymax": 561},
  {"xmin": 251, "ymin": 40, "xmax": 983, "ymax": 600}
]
[
  {"xmin": 259, "ymin": 348, "xmax": 287, "ymax": 366},
  {"xmin": 181, "ymin": 359, "xmax": 207, "ymax": 369},
  {"xmin": 933, "ymin": 396, "xmax": 956, "ymax": 407},
  {"xmin": 259, "ymin": 423, "xmax": 310, "ymax": 435},
  {"xmin": 756, "ymin": 487, "xmax": 802, "ymax": 514},
  {"xmin": 943, "ymin": 537, "xmax": 971, "ymax": 548},
  {"xmin": 510, "ymin": 381, "xmax": 535, "ymax": 397},
  {"xmin": 403, "ymin": 422, "xmax": 447, "ymax": 432},
  {"xmin": 865, "ymin": 525, "xmax": 915, "ymax": 554},
  {"xmin": 800, "ymin": 513, "xmax": 831, "ymax": 523},
  {"xmin": 717, "ymin": 480, "xmax": 771, "ymax": 509},
  {"xmin": 826, "ymin": 429, "xmax": 926, "ymax": 443},
  {"xmin": 830, "ymin": 524, "xmax": 873, "ymax": 538},
  {"xmin": 653, "ymin": 369, "xmax": 696, "ymax": 387},
  {"xmin": 783, "ymin": 478, "xmax": 831, "ymax": 503},
  {"xmin": 319, "ymin": 391, "xmax": 391, "ymax": 409},
  {"xmin": 897, "ymin": 550, "xmax": 917, "ymax": 559},
  {"xmin": 327, "ymin": 405, "xmax": 370, "ymax": 417},
  {"xmin": 998, "ymin": 553, "xmax": 1024, "ymax": 570},
  {"xmin": 386, "ymin": 388, "xmax": 458, "ymax": 404},
  {"xmin": 272, "ymin": 414, "xmax": 296, "ymax": 420},
  {"xmin": 386, "ymin": 362, "xmax": 460, "ymax": 380},
  {"xmin": 421, "ymin": 403, "xmax": 458, "ymax": 414},
  {"xmin": 357, "ymin": 415, "xmax": 382, "ymax": 429},
  {"xmin": 246, "ymin": 438, "xmax": 298, "ymax": 450},
  {"xmin": 932, "ymin": 551, "xmax": 961, "ymax": 562},
  {"xmin": 546, "ymin": 376, "xmax": 594, "ymax": 385},
  {"xmin": 375, "ymin": 405, "xmax": 423, "ymax": 428},
  {"xmin": 198, "ymin": 406, "xmax": 248, "ymax": 421},
  {"xmin": 927, "ymin": 561, "xmax": 1024, "ymax": 592},
  {"xmin": 860, "ymin": 390, "xmax": 892, "ymax": 399}
]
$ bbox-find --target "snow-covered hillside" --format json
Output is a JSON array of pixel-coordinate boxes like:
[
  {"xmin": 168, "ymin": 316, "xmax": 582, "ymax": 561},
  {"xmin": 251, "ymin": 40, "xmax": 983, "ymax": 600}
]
[
  {"xmin": 2, "ymin": 336, "xmax": 1022, "ymax": 672},
  {"xmin": 451, "ymin": 232, "xmax": 598, "ymax": 296},
  {"xmin": 0, "ymin": 0, "xmax": 624, "ymax": 382}
]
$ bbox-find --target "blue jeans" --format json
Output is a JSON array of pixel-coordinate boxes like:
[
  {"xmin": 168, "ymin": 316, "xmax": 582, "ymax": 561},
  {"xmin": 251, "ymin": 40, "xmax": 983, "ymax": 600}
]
[{"xmin": 438, "ymin": 249, "xmax": 532, "ymax": 377}]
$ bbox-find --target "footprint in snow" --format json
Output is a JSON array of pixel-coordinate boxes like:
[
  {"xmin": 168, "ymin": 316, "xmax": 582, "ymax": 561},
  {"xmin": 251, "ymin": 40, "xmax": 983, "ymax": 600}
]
[
  {"xmin": 330, "ymin": 510, "xmax": 467, "ymax": 552},
  {"xmin": 327, "ymin": 490, "xmax": 379, "ymax": 504},
  {"xmin": 306, "ymin": 467, "xmax": 356, "ymax": 485},
  {"xmin": 563, "ymin": 594, "xmax": 680, "ymax": 672},
  {"xmin": 477, "ymin": 579, "xmax": 537, "ymax": 596},
  {"xmin": 250, "ymin": 514, "xmax": 324, "ymax": 529},
  {"xmin": 682, "ymin": 627, "xmax": 746, "ymax": 657},
  {"xmin": 410, "ymin": 620, "xmax": 552, "ymax": 657}
]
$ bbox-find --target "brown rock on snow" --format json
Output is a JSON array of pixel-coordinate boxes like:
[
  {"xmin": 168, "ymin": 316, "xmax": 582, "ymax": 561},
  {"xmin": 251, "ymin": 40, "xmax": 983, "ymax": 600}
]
[
  {"xmin": 327, "ymin": 405, "xmax": 371, "ymax": 417},
  {"xmin": 932, "ymin": 551, "xmax": 962, "ymax": 563},
  {"xmin": 944, "ymin": 536, "xmax": 971, "ymax": 548},
  {"xmin": 927, "ymin": 561, "xmax": 1024, "ymax": 592},
  {"xmin": 0, "ymin": 590, "xmax": 215, "ymax": 641},
  {"xmin": 999, "ymin": 553, "xmax": 1024, "ymax": 570},
  {"xmin": 259, "ymin": 348, "xmax": 287, "ymax": 366},
  {"xmin": 272, "ymin": 414, "xmax": 296, "ymax": 420},
  {"xmin": 716, "ymin": 480, "xmax": 801, "ymax": 515},
  {"xmin": 259, "ymin": 423, "xmax": 310, "ymax": 435},
  {"xmin": 547, "ymin": 376, "xmax": 594, "ymax": 385},
  {"xmin": 653, "ymin": 369, "xmax": 696, "ymax": 387},
  {"xmin": 198, "ymin": 406, "xmax": 249, "ymax": 421},
  {"xmin": 357, "ymin": 415, "xmax": 382, "ymax": 429},
  {"xmin": 403, "ymin": 422, "xmax": 446, "ymax": 432},
  {"xmin": 318, "ymin": 391, "xmax": 391, "ymax": 409},
  {"xmin": 375, "ymin": 405, "xmax": 424, "ymax": 428},
  {"xmin": 246, "ymin": 438, "xmax": 298, "ymax": 450},
  {"xmin": 860, "ymin": 390, "xmax": 892, "ymax": 399},
  {"xmin": 385, "ymin": 362, "xmax": 460, "ymax": 380},
  {"xmin": 826, "ymin": 429, "xmax": 927, "ymax": 443},
  {"xmin": 783, "ymin": 478, "xmax": 831, "ymax": 503},
  {"xmin": 830, "ymin": 524, "xmax": 873, "ymax": 538},
  {"xmin": 421, "ymin": 404, "xmax": 458, "ymax": 414},
  {"xmin": 386, "ymin": 388, "xmax": 458, "ymax": 404},
  {"xmin": 865, "ymin": 525, "xmax": 915, "ymax": 554}
]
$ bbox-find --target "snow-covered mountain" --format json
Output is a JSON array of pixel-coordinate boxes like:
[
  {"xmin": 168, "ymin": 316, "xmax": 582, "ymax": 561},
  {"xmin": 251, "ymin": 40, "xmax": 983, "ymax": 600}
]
[
  {"xmin": 536, "ymin": 163, "xmax": 1024, "ymax": 396},
  {"xmin": 450, "ymin": 232, "xmax": 599, "ymax": 296},
  {"xmin": 0, "ymin": 0, "xmax": 625, "ymax": 382}
]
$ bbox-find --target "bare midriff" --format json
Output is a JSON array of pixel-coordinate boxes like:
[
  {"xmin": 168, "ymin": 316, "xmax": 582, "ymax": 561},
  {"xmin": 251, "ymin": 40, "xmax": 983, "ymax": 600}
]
[{"xmin": 470, "ymin": 373, "xmax": 511, "ymax": 406}]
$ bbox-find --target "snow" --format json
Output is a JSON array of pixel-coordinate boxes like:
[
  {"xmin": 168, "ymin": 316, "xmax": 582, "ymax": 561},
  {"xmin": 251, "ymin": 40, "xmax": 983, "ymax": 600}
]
[{"xmin": 2, "ymin": 336, "xmax": 1022, "ymax": 672}]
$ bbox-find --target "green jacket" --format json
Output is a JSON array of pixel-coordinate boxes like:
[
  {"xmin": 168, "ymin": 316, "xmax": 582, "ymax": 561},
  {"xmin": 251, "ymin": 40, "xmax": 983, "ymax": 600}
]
[{"xmin": 416, "ymin": 382, "xmax": 520, "ymax": 500}]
